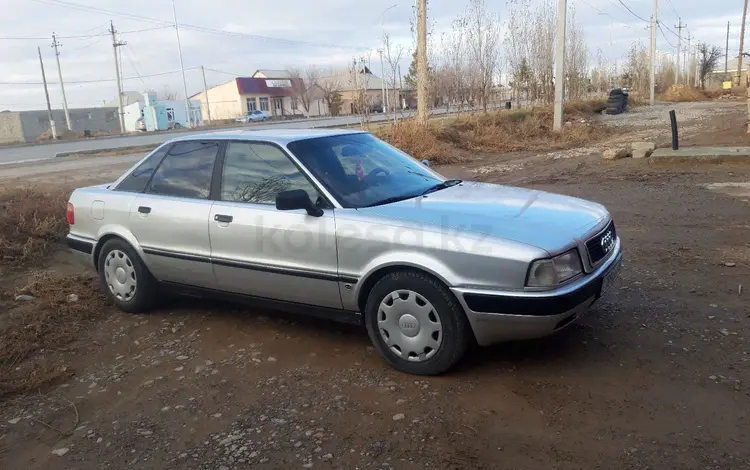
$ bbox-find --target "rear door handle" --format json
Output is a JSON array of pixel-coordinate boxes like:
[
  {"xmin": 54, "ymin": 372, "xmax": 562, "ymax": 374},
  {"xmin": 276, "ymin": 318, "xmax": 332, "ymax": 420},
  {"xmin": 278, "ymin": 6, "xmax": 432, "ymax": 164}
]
[
  {"xmin": 214, "ymin": 214, "xmax": 233, "ymax": 223},
  {"xmin": 138, "ymin": 206, "xmax": 151, "ymax": 214}
]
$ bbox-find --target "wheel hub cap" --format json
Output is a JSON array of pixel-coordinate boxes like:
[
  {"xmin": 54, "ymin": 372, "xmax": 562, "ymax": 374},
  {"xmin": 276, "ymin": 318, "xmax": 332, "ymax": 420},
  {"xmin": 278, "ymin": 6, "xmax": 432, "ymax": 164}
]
[
  {"xmin": 103, "ymin": 249, "xmax": 137, "ymax": 302},
  {"xmin": 377, "ymin": 290, "xmax": 442, "ymax": 362}
]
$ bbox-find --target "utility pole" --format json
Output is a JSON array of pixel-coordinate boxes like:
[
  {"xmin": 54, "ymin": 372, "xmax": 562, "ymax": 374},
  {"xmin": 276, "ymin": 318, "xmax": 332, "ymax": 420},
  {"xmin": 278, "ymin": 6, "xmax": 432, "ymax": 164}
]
[
  {"xmin": 398, "ymin": 63, "xmax": 404, "ymax": 109},
  {"xmin": 110, "ymin": 21, "xmax": 126, "ymax": 132},
  {"xmin": 649, "ymin": 0, "xmax": 658, "ymax": 105},
  {"xmin": 51, "ymin": 33, "xmax": 71, "ymax": 130},
  {"xmin": 685, "ymin": 31, "xmax": 698, "ymax": 86},
  {"xmin": 739, "ymin": 0, "xmax": 748, "ymax": 86},
  {"xmin": 552, "ymin": 0, "xmax": 567, "ymax": 132},
  {"xmin": 378, "ymin": 49, "xmax": 387, "ymax": 112},
  {"xmin": 726, "ymin": 21, "xmax": 730, "ymax": 74},
  {"xmin": 675, "ymin": 19, "xmax": 686, "ymax": 84},
  {"xmin": 172, "ymin": 0, "xmax": 192, "ymax": 128},
  {"xmin": 38, "ymin": 47, "xmax": 57, "ymax": 140},
  {"xmin": 200, "ymin": 65, "xmax": 211, "ymax": 123},
  {"xmin": 416, "ymin": 0, "xmax": 428, "ymax": 124}
]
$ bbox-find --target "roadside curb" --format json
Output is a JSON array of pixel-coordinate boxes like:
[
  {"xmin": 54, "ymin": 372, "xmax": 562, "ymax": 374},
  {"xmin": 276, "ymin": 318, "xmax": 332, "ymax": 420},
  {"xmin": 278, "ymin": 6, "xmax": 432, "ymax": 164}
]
[
  {"xmin": 650, "ymin": 146, "xmax": 750, "ymax": 163},
  {"xmin": 55, "ymin": 144, "xmax": 159, "ymax": 158}
]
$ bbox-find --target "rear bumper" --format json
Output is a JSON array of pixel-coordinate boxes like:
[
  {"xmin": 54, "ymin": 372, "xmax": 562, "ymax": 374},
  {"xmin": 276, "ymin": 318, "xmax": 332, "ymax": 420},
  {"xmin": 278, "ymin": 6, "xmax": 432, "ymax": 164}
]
[
  {"xmin": 452, "ymin": 245, "xmax": 623, "ymax": 346},
  {"xmin": 66, "ymin": 234, "xmax": 95, "ymax": 267}
]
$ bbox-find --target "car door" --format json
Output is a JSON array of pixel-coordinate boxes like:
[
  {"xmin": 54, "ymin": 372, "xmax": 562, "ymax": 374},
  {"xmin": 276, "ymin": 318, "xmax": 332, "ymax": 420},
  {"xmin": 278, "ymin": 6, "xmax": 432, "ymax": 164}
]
[
  {"xmin": 209, "ymin": 140, "xmax": 342, "ymax": 309},
  {"xmin": 128, "ymin": 140, "xmax": 220, "ymax": 288}
]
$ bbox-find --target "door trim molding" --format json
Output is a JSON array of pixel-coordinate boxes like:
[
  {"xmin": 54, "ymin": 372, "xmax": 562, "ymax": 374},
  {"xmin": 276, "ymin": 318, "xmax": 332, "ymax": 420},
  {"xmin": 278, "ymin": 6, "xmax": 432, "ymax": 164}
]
[{"xmin": 142, "ymin": 247, "xmax": 358, "ymax": 283}]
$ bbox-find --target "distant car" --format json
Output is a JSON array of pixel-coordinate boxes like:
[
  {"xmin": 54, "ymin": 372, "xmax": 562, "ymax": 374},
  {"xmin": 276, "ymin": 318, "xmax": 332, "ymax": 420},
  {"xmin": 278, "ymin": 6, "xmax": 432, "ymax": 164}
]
[
  {"xmin": 236, "ymin": 110, "xmax": 269, "ymax": 123},
  {"xmin": 168, "ymin": 121, "xmax": 183, "ymax": 130},
  {"xmin": 135, "ymin": 117, "xmax": 146, "ymax": 132},
  {"xmin": 368, "ymin": 103, "xmax": 384, "ymax": 113},
  {"xmin": 65, "ymin": 129, "xmax": 621, "ymax": 376}
]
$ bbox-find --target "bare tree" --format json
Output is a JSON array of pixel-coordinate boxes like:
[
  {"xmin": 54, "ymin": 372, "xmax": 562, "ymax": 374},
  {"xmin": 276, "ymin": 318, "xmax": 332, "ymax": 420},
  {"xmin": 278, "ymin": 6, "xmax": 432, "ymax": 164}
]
[
  {"xmin": 317, "ymin": 68, "xmax": 343, "ymax": 116},
  {"xmin": 381, "ymin": 32, "xmax": 406, "ymax": 116},
  {"xmin": 348, "ymin": 56, "xmax": 372, "ymax": 127},
  {"xmin": 286, "ymin": 65, "xmax": 321, "ymax": 113},
  {"xmin": 623, "ymin": 41, "xmax": 650, "ymax": 95},
  {"xmin": 565, "ymin": 7, "xmax": 589, "ymax": 100},
  {"xmin": 465, "ymin": 0, "xmax": 501, "ymax": 112},
  {"xmin": 697, "ymin": 43, "xmax": 723, "ymax": 89}
]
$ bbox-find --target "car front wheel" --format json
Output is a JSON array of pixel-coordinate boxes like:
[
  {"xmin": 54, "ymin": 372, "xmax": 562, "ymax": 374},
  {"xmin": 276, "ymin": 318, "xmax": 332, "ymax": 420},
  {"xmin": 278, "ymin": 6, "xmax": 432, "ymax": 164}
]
[
  {"xmin": 364, "ymin": 270, "xmax": 470, "ymax": 375},
  {"xmin": 97, "ymin": 239, "xmax": 158, "ymax": 313}
]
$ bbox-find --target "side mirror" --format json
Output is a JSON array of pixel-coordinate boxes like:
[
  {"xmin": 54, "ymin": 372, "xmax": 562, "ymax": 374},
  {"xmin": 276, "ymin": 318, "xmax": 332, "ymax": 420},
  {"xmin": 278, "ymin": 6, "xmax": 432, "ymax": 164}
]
[
  {"xmin": 421, "ymin": 159, "xmax": 431, "ymax": 167},
  {"xmin": 276, "ymin": 189, "xmax": 323, "ymax": 217}
]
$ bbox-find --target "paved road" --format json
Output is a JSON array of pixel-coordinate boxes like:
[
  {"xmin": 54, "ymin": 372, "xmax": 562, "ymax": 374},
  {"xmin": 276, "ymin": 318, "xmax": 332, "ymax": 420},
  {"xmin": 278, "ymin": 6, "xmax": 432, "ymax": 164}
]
[{"xmin": 0, "ymin": 109, "xmax": 444, "ymax": 165}]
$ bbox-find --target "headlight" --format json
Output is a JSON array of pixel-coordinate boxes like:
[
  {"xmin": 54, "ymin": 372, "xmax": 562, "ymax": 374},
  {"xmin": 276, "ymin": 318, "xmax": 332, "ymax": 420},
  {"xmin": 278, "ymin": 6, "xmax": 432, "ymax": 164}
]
[{"xmin": 526, "ymin": 249, "xmax": 583, "ymax": 287}]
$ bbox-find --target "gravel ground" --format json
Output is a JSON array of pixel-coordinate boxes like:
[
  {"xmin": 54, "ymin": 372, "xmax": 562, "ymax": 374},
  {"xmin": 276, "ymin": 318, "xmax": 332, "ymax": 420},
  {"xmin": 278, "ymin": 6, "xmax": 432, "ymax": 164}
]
[{"xmin": 1, "ymin": 101, "xmax": 749, "ymax": 470}]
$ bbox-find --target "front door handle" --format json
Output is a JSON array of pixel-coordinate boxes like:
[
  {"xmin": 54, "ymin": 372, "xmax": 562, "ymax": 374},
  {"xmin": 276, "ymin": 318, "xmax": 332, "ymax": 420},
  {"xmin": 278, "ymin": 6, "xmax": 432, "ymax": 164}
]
[
  {"xmin": 138, "ymin": 206, "xmax": 151, "ymax": 214},
  {"xmin": 214, "ymin": 214, "xmax": 233, "ymax": 223}
]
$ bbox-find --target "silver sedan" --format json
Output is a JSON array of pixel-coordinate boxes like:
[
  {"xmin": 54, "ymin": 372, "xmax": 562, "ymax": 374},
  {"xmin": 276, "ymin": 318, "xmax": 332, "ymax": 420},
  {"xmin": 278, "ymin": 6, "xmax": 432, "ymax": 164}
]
[{"xmin": 66, "ymin": 129, "xmax": 622, "ymax": 375}]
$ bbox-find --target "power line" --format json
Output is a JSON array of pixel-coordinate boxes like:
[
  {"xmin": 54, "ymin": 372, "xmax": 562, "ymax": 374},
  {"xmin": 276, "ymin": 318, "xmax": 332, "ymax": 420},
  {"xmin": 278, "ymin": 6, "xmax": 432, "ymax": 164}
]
[
  {"xmin": 658, "ymin": 23, "xmax": 676, "ymax": 49},
  {"xmin": 664, "ymin": 0, "xmax": 680, "ymax": 18},
  {"xmin": 26, "ymin": 0, "xmax": 366, "ymax": 50},
  {"xmin": 577, "ymin": 0, "xmax": 636, "ymax": 28},
  {"xmin": 0, "ymin": 67, "xmax": 200, "ymax": 86},
  {"xmin": 614, "ymin": 0, "xmax": 650, "ymax": 23},
  {"xmin": 0, "ymin": 26, "xmax": 171, "ymax": 41}
]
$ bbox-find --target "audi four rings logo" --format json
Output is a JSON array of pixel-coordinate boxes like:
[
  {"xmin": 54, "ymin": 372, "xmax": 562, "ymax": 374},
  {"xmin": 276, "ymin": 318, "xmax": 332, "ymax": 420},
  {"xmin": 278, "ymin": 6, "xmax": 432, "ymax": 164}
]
[{"xmin": 600, "ymin": 230, "xmax": 615, "ymax": 253}]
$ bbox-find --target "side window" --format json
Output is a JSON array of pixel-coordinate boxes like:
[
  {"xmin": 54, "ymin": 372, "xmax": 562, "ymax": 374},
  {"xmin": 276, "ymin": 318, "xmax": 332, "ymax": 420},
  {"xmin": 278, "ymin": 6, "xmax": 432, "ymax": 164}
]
[
  {"xmin": 147, "ymin": 141, "xmax": 219, "ymax": 199},
  {"xmin": 115, "ymin": 144, "xmax": 171, "ymax": 193},
  {"xmin": 221, "ymin": 142, "xmax": 319, "ymax": 205}
]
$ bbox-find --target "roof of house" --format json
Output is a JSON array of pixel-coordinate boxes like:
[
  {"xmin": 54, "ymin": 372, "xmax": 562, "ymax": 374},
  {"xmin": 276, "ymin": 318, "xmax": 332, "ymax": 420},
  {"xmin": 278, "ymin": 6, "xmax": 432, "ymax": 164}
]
[
  {"xmin": 235, "ymin": 77, "xmax": 304, "ymax": 96},
  {"xmin": 104, "ymin": 91, "xmax": 144, "ymax": 107},
  {"xmin": 252, "ymin": 69, "xmax": 293, "ymax": 79},
  {"xmin": 317, "ymin": 68, "xmax": 387, "ymax": 92}
]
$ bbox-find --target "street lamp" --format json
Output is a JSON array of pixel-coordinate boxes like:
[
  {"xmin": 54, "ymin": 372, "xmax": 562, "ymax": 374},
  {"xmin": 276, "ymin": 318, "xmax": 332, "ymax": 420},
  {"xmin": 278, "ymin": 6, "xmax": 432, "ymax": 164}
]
[{"xmin": 380, "ymin": 4, "xmax": 398, "ymax": 114}]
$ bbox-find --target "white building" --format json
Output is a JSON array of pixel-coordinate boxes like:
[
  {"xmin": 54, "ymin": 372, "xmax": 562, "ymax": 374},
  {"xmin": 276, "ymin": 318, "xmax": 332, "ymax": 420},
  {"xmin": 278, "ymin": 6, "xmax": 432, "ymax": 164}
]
[{"xmin": 123, "ymin": 96, "xmax": 202, "ymax": 132}]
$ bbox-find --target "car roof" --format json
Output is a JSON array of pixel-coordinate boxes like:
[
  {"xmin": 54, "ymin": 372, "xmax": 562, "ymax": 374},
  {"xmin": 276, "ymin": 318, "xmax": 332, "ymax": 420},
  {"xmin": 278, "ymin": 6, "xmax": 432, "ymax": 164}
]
[{"xmin": 164, "ymin": 128, "xmax": 368, "ymax": 146}]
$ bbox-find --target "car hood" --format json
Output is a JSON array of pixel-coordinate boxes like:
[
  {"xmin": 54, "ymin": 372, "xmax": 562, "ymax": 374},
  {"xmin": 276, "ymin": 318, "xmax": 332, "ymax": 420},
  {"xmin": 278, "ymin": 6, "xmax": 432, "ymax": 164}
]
[{"xmin": 356, "ymin": 181, "xmax": 609, "ymax": 254}]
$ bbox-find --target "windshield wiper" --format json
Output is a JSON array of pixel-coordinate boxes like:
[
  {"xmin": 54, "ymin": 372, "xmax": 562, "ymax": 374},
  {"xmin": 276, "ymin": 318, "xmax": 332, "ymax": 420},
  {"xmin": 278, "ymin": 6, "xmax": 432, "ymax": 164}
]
[
  {"xmin": 364, "ymin": 194, "xmax": 420, "ymax": 207},
  {"xmin": 420, "ymin": 179, "xmax": 462, "ymax": 196}
]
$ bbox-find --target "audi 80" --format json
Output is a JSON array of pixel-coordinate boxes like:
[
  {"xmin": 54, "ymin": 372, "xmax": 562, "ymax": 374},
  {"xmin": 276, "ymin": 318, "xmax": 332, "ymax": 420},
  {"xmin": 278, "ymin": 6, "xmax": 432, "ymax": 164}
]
[{"xmin": 66, "ymin": 129, "xmax": 622, "ymax": 375}]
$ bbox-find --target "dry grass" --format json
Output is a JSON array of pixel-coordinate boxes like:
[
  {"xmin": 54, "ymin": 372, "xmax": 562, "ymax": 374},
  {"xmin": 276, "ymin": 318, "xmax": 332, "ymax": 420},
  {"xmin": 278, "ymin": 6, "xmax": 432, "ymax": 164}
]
[
  {"xmin": 659, "ymin": 85, "xmax": 713, "ymax": 102},
  {"xmin": 0, "ymin": 185, "xmax": 71, "ymax": 268},
  {"xmin": 0, "ymin": 272, "xmax": 108, "ymax": 397},
  {"xmin": 375, "ymin": 99, "xmax": 608, "ymax": 163}
]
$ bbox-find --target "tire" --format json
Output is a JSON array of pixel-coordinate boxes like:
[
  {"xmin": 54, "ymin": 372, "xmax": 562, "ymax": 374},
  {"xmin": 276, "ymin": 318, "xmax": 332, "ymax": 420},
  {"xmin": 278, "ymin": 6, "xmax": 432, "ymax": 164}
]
[
  {"xmin": 97, "ymin": 238, "xmax": 159, "ymax": 314},
  {"xmin": 173, "ymin": 123, "xmax": 181, "ymax": 129},
  {"xmin": 364, "ymin": 270, "xmax": 470, "ymax": 375}
]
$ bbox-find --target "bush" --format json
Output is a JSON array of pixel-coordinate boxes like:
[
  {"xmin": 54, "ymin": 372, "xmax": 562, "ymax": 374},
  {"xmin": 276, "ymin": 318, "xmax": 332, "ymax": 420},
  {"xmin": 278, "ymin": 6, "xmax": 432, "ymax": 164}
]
[{"xmin": 0, "ymin": 186, "xmax": 70, "ymax": 268}]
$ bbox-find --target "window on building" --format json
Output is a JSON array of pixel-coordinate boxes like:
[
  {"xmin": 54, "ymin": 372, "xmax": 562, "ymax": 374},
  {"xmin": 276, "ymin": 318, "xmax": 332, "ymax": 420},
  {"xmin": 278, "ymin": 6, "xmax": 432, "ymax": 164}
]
[
  {"xmin": 221, "ymin": 142, "xmax": 319, "ymax": 205},
  {"xmin": 105, "ymin": 110, "xmax": 116, "ymax": 121},
  {"xmin": 273, "ymin": 98, "xmax": 283, "ymax": 115},
  {"xmin": 291, "ymin": 98, "xmax": 298, "ymax": 111},
  {"xmin": 259, "ymin": 97, "xmax": 269, "ymax": 111},
  {"xmin": 246, "ymin": 98, "xmax": 257, "ymax": 112},
  {"xmin": 166, "ymin": 107, "xmax": 175, "ymax": 122},
  {"xmin": 115, "ymin": 144, "xmax": 172, "ymax": 193},
  {"xmin": 147, "ymin": 141, "xmax": 219, "ymax": 199}
]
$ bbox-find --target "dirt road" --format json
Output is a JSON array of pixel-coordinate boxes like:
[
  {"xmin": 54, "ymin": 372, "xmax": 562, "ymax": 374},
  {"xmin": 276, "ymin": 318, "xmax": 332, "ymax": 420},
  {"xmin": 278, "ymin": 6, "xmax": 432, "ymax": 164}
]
[{"xmin": 1, "ymin": 101, "xmax": 749, "ymax": 469}]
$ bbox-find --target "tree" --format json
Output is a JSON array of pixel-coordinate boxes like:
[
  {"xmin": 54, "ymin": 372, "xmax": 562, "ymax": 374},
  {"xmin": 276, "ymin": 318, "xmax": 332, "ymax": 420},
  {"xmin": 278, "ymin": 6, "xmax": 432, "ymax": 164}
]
[
  {"xmin": 381, "ymin": 32, "xmax": 406, "ymax": 116},
  {"xmin": 697, "ymin": 43, "xmax": 723, "ymax": 89},
  {"xmin": 286, "ymin": 65, "xmax": 320, "ymax": 113},
  {"xmin": 403, "ymin": 51, "xmax": 418, "ymax": 89},
  {"xmin": 465, "ymin": 0, "xmax": 501, "ymax": 112},
  {"xmin": 161, "ymin": 86, "xmax": 179, "ymax": 100},
  {"xmin": 317, "ymin": 68, "xmax": 343, "ymax": 116}
]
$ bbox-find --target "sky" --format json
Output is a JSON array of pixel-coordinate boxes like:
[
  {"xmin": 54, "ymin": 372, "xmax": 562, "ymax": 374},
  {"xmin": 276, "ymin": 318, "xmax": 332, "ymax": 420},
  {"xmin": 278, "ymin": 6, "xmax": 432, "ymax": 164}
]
[{"xmin": 0, "ymin": 0, "xmax": 746, "ymax": 111}]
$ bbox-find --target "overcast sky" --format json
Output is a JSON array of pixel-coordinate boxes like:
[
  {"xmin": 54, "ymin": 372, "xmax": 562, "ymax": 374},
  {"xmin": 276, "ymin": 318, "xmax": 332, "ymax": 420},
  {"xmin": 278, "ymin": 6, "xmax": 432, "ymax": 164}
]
[{"xmin": 0, "ymin": 0, "xmax": 746, "ymax": 111}]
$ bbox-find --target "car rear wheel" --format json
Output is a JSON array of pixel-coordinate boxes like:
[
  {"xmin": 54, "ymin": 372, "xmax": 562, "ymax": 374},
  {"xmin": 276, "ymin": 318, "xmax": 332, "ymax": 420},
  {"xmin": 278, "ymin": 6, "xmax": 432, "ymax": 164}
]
[
  {"xmin": 97, "ymin": 239, "xmax": 158, "ymax": 313},
  {"xmin": 364, "ymin": 270, "xmax": 470, "ymax": 375}
]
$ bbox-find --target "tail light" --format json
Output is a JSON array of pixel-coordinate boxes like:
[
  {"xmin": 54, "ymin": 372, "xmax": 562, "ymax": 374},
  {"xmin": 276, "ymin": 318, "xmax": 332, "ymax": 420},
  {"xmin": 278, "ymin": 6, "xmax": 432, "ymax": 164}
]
[{"xmin": 66, "ymin": 202, "xmax": 75, "ymax": 225}]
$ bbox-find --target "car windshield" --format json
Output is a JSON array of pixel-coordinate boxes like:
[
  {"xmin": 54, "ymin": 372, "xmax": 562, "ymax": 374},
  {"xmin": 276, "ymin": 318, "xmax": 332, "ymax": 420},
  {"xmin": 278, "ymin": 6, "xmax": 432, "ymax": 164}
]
[{"xmin": 287, "ymin": 133, "xmax": 444, "ymax": 208}]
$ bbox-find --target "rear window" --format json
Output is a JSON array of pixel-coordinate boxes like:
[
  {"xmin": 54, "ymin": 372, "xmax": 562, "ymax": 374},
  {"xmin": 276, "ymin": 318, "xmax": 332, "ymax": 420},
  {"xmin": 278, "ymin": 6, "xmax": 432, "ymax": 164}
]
[
  {"xmin": 147, "ymin": 141, "xmax": 220, "ymax": 199},
  {"xmin": 115, "ymin": 144, "xmax": 171, "ymax": 193}
]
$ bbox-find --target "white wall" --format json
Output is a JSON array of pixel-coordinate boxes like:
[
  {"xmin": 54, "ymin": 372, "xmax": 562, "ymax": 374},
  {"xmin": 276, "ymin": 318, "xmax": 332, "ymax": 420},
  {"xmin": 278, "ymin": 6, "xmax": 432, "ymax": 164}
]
[
  {"xmin": 161, "ymin": 100, "xmax": 202, "ymax": 126},
  {"xmin": 123, "ymin": 101, "xmax": 145, "ymax": 132}
]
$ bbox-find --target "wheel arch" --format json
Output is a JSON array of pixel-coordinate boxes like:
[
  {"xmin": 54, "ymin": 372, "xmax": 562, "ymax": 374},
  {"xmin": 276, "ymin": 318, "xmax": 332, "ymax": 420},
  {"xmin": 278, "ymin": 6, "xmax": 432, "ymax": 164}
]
[
  {"xmin": 355, "ymin": 261, "xmax": 454, "ymax": 313},
  {"xmin": 93, "ymin": 226, "xmax": 145, "ymax": 271}
]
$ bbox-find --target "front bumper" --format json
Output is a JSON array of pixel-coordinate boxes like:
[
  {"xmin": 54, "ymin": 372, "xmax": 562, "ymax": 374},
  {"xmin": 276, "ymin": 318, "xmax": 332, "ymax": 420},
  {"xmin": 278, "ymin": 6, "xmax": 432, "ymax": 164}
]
[{"xmin": 452, "ymin": 244, "xmax": 623, "ymax": 346}]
